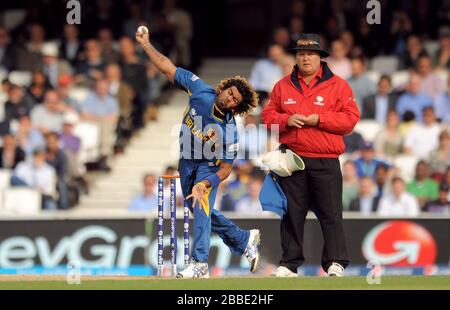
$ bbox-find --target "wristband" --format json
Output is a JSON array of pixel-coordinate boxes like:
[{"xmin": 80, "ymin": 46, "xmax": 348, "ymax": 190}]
[{"xmin": 206, "ymin": 174, "xmax": 221, "ymax": 188}]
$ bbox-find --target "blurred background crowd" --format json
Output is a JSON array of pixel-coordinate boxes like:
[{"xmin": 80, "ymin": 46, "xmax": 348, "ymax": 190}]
[{"xmin": 0, "ymin": 0, "xmax": 448, "ymax": 216}]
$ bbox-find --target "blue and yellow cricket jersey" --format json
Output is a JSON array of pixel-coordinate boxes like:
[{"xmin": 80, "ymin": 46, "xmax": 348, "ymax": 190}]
[{"xmin": 174, "ymin": 67, "xmax": 238, "ymax": 164}]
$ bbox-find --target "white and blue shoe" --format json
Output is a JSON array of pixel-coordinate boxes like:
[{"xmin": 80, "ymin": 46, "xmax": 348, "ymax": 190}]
[
  {"xmin": 244, "ymin": 229, "xmax": 261, "ymax": 273},
  {"xmin": 327, "ymin": 262, "xmax": 344, "ymax": 277},
  {"xmin": 176, "ymin": 258, "xmax": 209, "ymax": 279}
]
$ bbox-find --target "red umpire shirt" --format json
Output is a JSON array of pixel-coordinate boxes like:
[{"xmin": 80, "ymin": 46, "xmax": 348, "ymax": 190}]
[{"xmin": 262, "ymin": 62, "xmax": 360, "ymax": 157}]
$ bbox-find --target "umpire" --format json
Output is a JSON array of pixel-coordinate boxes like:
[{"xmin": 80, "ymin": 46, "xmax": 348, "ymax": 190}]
[{"xmin": 262, "ymin": 34, "xmax": 360, "ymax": 277}]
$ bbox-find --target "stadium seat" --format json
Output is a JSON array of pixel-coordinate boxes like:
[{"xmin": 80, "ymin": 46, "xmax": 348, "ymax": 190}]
[
  {"xmin": 74, "ymin": 121, "xmax": 101, "ymax": 164},
  {"xmin": 436, "ymin": 70, "xmax": 448, "ymax": 84},
  {"xmin": 354, "ymin": 120, "xmax": 381, "ymax": 142},
  {"xmin": 370, "ymin": 56, "xmax": 399, "ymax": 74},
  {"xmin": 8, "ymin": 71, "xmax": 32, "ymax": 87},
  {"xmin": 423, "ymin": 41, "xmax": 440, "ymax": 57},
  {"xmin": 391, "ymin": 70, "xmax": 410, "ymax": 89},
  {"xmin": 393, "ymin": 155, "xmax": 419, "ymax": 182},
  {"xmin": 366, "ymin": 71, "xmax": 381, "ymax": 84},
  {"xmin": 69, "ymin": 87, "xmax": 90, "ymax": 103},
  {"xmin": 0, "ymin": 169, "xmax": 12, "ymax": 191},
  {"xmin": 3, "ymin": 188, "xmax": 41, "ymax": 214}
]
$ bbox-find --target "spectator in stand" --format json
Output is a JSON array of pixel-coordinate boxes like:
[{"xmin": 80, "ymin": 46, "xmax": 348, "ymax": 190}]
[
  {"xmin": 162, "ymin": 0, "xmax": 193, "ymax": 68},
  {"xmin": 122, "ymin": 2, "xmax": 146, "ymax": 39},
  {"xmin": 0, "ymin": 133, "xmax": 25, "ymax": 169},
  {"xmin": 378, "ymin": 177, "xmax": 420, "ymax": 217},
  {"xmin": 342, "ymin": 160, "xmax": 359, "ymax": 211},
  {"xmin": 398, "ymin": 111, "xmax": 417, "ymax": 138},
  {"xmin": 4, "ymin": 85, "xmax": 34, "ymax": 123},
  {"xmin": 340, "ymin": 30, "xmax": 362, "ymax": 58},
  {"xmin": 128, "ymin": 173, "xmax": 158, "ymax": 212},
  {"xmin": 433, "ymin": 32, "xmax": 450, "ymax": 69},
  {"xmin": 59, "ymin": 111, "xmax": 81, "ymax": 157},
  {"xmin": 57, "ymin": 74, "xmax": 80, "ymax": 112},
  {"xmin": 0, "ymin": 26, "xmax": 17, "ymax": 72},
  {"xmin": 374, "ymin": 110, "xmax": 404, "ymax": 158},
  {"xmin": 396, "ymin": 73, "xmax": 433, "ymax": 123},
  {"xmin": 347, "ymin": 56, "xmax": 376, "ymax": 108},
  {"xmin": 429, "ymin": 130, "xmax": 450, "ymax": 179},
  {"xmin": 279, "ymin": 54, "xmax": 296, "ymax": 76},
  {"xmin": 374, "ymin": 164, "xmax": 391, "ymax": 199},
  {"xmin": 220, "ymin": 160, "xmax": 253, "ymax": 211},
  {"xmin": 28, "ymin": 70, "xmax": 52, "ymax": 106},
  {"xmin": 349, "ymin": 177, "xmax": 380, "ymax": 215},
  {"xmin": 424, "ymin": 183, "xmax": 450, "ymax": 213},
  {"xmin": 398, "ymin": 34, "xmax": 428, "ymax": 70},
  {"xmin": 12, "ymin": 147, "xmax": 57, "ymax": 210},
  {"xmin": 105, "ymin": 63, "xmax": 135, "ymax": 152},
  {"xmin": 45, "ymin": 132, "xmax": 70, "ymax": 210},
  {"xmin": 59, "ymin": 24, "xmax": 83, "ymax": 67},
  {"xmin": 16, "ymin": 23, "xmax": 46, "ymax": 71},
  {"xmin": 14, "ymin": 115, "xmax": 45, "ymax": 157},
  {"xmin": 326, "ymin": 40, "xmax": 352, "ymax": 79},
  {"xmin": 119, "ymin": 36, "xmax": 148, "ymax": 128},
  {"xmin": 80, "ymin": 79, "xmax": 119, "ymax": 169},
  {"xmin": 75, "ymin": 39, "xmax": 105, "ymax": 86},
  {"xmin": 354, "ymin": 142, "xmax": 390, "ymax": 179},
  {"xmin": 433, "ymin": 75, "xmax": 450, "ymax": 123},
  {"xmin": 355, "ymin": 17, "xmax": 379, "ymax": 58},
  {"xmin": 40, "ymin": 43, "xmax": 73, "ymax": 88},
  {"xmin": 235, "ymin": 176, "xmax": 264, "ymax": 215},
  {"xmin": 98, "ymin": 27, "xmax": 121, "ymax": 65},
  {"xmin": 343, "ymin": 130, "xmax": 364, "ymax": 154},
  {"xmin": 31, "ymin": 90, "xmax": 68, "ymax": 134},
  {"xmin": 249, "ymin": 44, "xmax": 284, "ymax": 104},
  {"xmin": 416, "ymin": 55, "xmax": 446, "ymax": 99},
  {"xmin": 288, "ymin": 16, "xmax": 304, "ymax": 47},
  {"xmin": 361, "ymin": 75, "xmax": 397, "ymax": 122},
  {"xmin": 404, "ymin": 107, "xmax": 441, "ymax": 159},
  {"xmin": 272, "ymin": 27, "xmax": 291, "ymax": 51},
  {"xmin": 407, "ymin": 160, "xmax": 439, "ymax": 209}
]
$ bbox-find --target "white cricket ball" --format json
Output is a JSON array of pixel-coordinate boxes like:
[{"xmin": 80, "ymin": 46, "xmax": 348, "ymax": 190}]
[{"xmin": 137, "ymin": 26, "xmax": 149, "ymax": 35}]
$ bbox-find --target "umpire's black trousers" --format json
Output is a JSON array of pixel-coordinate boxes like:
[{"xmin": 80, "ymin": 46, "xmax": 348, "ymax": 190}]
[{"xmin": 278, "ymin": 157, "xmax": 349, "ymax": 272}]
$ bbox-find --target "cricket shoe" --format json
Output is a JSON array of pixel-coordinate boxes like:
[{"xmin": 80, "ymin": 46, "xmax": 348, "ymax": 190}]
[
  {"xmin": 271, "ymin": 266, "xmax": 298, "ymax": 278},
  {"xmin": 176, "ymin": 258, "xmax": 209, "ymax": 279},
  {"xmin": 244, "ymin": 229, "xmax": 261, "ymax": 273},
  {"xmin": 327, "ymin": 262, "xmax": 344, "ymax": 277}
]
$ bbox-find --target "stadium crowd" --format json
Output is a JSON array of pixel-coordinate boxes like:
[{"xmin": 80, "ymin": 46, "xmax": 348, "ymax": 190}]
[
  {"xmin": 0, "ymin": 0, "xmax": 449, "ymax": 217},
  {"xmin": 0, "ymin": 0, "xmax": 192, "ymax": 210}
]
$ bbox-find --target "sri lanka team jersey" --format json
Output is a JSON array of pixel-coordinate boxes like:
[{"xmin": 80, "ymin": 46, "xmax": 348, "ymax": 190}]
[{"xmin": 174, "ymin": 67, "xmax": 239, "ymax": 164}]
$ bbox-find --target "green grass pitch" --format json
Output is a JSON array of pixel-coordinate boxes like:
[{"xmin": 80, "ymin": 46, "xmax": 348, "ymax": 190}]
[{"xmin": 0, "ymin": 276, "xmax": 449, "ymax": 290}]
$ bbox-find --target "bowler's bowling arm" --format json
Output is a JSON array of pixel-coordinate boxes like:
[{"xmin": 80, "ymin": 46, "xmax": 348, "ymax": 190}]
[{"xmin": 138, "ymin": 38, "xmax": 176, "ymax": 83}]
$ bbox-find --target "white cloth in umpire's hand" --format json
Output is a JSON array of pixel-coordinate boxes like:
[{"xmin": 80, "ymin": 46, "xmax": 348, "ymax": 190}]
[{"xmin": 262, "ymin": 147, "xmax": 305, "ymax": 177}]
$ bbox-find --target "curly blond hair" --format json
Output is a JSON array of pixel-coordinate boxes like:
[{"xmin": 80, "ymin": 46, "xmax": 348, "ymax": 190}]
[{"xmin": 215, "ymin": 76, "xmax": 259, "ymax": 116}]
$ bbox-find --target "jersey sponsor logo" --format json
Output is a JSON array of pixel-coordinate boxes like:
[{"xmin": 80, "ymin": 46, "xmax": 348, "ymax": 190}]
[
  {"xmin": 314, "ymin": 95, "xmax": 324, "ymax": 106},
  {"xmin": 191, "ymin": 75, "xmax": 200, "ymax": 82},
  {"xmin": 190, "ymin": 108, "xmax": 197, "ymax": 116},
  {"xmin": 283, "ymin": 98, "xmax": 297, "ymax": 105}
]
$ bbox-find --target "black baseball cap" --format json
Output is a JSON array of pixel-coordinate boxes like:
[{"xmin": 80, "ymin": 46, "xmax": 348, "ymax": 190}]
[{"xmin": 289, "ymin": 33, "xmax": 329, "ymax": 58}]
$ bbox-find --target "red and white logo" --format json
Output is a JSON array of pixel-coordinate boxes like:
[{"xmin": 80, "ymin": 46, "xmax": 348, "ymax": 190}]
[{"xmin": 362, "ymin": 221, "xmax": 437, "ymax": 267}]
